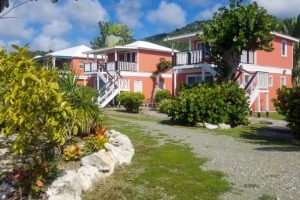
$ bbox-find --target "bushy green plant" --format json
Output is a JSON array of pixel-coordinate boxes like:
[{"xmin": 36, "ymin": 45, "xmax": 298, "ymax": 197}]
[
  {"xmin": 158, "ymin": 99, "xmax": 174, "ymax": 114},
  {"xmin": 0, "ymin": 46, "xmax": 77, "ymax": 155},
  {"xmin": 168, "ymin": 82, "xmax": 249, "ymax": 126},
  {"xmin": 118, "ymin": 92, "xmax": 144, "ymax": 113},
  {"xmin": 272, "ymin": 86, "xmax": 300, "ymax": 137},
  {"xmin": 84, "ymin": 135, "xmax": 108, "ymax": 155},
  {"xmin": 155, "ymin": 89, "xmax": 172, "ymax": 103},
  {"xmin": 58, "ymin": 71, "xmax": 104, "ymax": 134}
]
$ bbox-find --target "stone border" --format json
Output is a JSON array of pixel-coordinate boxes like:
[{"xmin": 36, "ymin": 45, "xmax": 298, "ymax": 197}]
[{"xmin": 46, "ymin": 130, "xmax": 134, "ymax": 200}]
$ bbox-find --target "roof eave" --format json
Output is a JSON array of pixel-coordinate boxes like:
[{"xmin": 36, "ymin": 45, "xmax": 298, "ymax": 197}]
[{"xmin": 271, "ymin": 31, "xmax": 299, "ymax": 43}]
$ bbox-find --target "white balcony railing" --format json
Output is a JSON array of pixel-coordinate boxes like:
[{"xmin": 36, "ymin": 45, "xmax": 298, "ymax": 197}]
[
  {"xmin": 106, "ymin": 61, "xmax": 138, "ymax": 71},
  {"xmin": 174, "ymin": 49, "xmax": 203, "ymax": 66},
  {"xmin": 84, "ymin": 62, "xmax": 98, "ymax": 72}
]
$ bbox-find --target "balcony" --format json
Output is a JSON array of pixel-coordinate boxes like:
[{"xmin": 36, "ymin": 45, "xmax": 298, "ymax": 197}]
[
  {"xmin": 173, "ymin": 49, "xmax": 204, "ymax": 66},
  {"xmin": 106, "ymin": 61, "xmax": 138, "ymax": 71}
]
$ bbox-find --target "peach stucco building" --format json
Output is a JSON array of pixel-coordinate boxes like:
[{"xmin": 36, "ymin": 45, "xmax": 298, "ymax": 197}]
[
  {"xmin": 164, "ymin": 31, "xmax": 299, "ymax": 112},
  {"xmin": 84, "ymin": 41, "xmax": 173, "ymax": 107}
]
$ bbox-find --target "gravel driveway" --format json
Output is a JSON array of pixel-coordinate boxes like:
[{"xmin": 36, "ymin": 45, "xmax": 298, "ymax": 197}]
[{"xmin": 106, "ymin": 109, "xmax": 300, "ymax": 200}]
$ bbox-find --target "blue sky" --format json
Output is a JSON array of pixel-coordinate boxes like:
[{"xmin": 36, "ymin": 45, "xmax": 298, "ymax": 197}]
[{"xmin": 0, "ymin": 0, "xmax": 299, "ymax": 51}]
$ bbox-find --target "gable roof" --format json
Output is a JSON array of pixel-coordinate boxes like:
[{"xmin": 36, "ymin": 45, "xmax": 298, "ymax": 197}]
[
  {"xmin": 271, "ymin": 32, "xmax": 299, "ymax": 43},
  {"xmin": 46, "ymin": 45, "xmax": 93, "ymax": 58},
  {"xmin": 84, "ymin": 40, "xmax": 176, "ymax": 54}
]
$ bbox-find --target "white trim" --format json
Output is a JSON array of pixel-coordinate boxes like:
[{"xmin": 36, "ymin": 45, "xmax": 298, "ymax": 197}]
[
  {"xmin": 241, "ymin": 64, "xmax": 292, "ymax": 75},
  {"xmin": 271, "ymin": 31, "xmax": 299, "ymax": 42},
  {"xmin": 120, "ymin": 71, "xmax": 172, "ymax": 78},
  {"xmin": 268, "ymin": 75, "xmax": 273, "ymax": 86},
  {"xmin": 164, "ymin": 31, "xmax": 203, "ymax": 42},
  {"xmin": 133, "ymin": 80, "xmax": 143, "ymax": 93},
  {"xmin": 78, "ymin": 75, "xmax": 88, "ymax": 80},
  {"xmin": 176, "ymin": 68, "xmax": 202, "ymax": 74}
]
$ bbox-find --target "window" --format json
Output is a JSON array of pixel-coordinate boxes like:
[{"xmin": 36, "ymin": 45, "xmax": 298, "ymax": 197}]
[
  {"xmin": 281, "ymin": 40, "xmax": 287, "ymax": 57},
  {"xmin": 187, "ymin": 75, "xmax": 202, "ymax": 85},
  {"xmin": 241, "ymin": 51, "xmax": 254, "ymax": 64},
  {"xmin": 126, "ymin": 53, "xmax": 131, "ymax": 62},
  {"xmin": 280, "ymin": 76, "xmax": 286, "ymax": 88},
  {"xmin": 196, "ymin": 42, "xmax": 203, "ymax": 50},
  {"xmin": 118, "ymin": 53, "xmax": 125, "ymax": 61},
  {"xmin": 131, "ymin": 52, "xmax": 136, "ymax": 63},
  {"xmin": 268, "ymin": 76, "xmax": 273, "ymax": 86},
  {"xmin": 79, "ymin": 61, "xmax": 84, "ymax": 68}
]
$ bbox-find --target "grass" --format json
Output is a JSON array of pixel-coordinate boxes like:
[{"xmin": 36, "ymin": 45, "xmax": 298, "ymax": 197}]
[
  {"xmin": 83, "ymin": 117, "xmax": 230, "ymax": 200},
  {"xmin": 250, "ymin": 112, "xmax": 285, "ymax": 120}
]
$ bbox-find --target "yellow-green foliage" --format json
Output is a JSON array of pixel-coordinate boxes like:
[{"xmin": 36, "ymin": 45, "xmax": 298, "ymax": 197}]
[
  {"xmin": 0, "ymin": 46, "xmax": 77, "ymax": 155},
  {"xmin": 63, "ymin": 144, "xmax": 83, "ymax": 161}
]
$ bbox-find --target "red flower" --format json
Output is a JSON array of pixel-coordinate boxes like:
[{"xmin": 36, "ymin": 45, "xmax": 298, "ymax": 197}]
[
  {"xmin": 41, "ymin": 162, "xmax": 49, "ymax": 169},
  {"xmin": 12, "ymin": 168, "xmax": 25, "ymax": 182},
  {"xmin": 36, "ymin": 180, "xmax": 43, "ymax": 187}
]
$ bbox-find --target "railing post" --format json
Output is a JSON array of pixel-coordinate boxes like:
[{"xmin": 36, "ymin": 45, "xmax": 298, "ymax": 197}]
[
  {"xmin": 188, "ymin": 51, "xmax": 191, "ymax": 65},
  {"xmin": 173, "ymin": 53, "xmax": 176, "ymax": 66}
]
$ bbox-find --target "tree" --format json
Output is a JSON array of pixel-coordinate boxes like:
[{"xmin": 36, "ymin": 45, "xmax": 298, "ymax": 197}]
[
  {"xmin": 91, "ymin": 21, "xmax": 134, "ymax": 49},
  {"xmin": 202, "ymin": 0, "xmax": 274, "ymax": 81}
]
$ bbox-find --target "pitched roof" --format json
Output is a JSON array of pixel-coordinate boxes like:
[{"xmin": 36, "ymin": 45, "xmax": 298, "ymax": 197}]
[
  {"xmin": 84, "ymin": 40, "xmax": 176, "ymax": 54},
  {"xmin": 47, "ymin": 45, "xmax": 93, "ymax": 58}
]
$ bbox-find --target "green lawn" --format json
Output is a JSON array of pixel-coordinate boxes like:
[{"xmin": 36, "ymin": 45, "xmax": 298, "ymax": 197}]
[{"xmin": 83, "ymin": 117, "xmax": 230, "ymax": 200}]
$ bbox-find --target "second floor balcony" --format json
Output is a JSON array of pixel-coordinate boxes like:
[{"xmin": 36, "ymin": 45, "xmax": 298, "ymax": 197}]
[
  {"xmin": 173, "ymin": 49, "xmax": 204, "ymax": 66},
  {"xmin": 84, "ymin": 61, "xmax": 138, "ymax": 73}
]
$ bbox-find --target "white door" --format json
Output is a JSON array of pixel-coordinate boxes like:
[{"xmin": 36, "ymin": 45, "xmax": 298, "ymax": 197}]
[{"xmin": 134, "ymin": 80, "xmax": 142, "ymax": 93}]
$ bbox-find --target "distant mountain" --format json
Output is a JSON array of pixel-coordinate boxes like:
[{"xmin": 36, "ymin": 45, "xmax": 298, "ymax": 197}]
[{"xmin": 143, "ymin": 20, "xmax": 207, "ymax": 51}]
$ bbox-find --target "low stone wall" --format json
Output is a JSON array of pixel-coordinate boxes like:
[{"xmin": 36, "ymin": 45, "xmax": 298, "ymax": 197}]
[{"xmin": 46, "ymin": 130, "xmax": 134, "ymax": 200}]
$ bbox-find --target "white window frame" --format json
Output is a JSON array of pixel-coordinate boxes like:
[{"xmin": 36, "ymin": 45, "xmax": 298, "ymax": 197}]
[
  {"xmin": 268, "ymin": 75, "xmax": 273, "ymax": 86},
  {"xmin": 280, "ymin": 76, "xmax": 286, "ymax": 88},
  {"xmin": 186, "ymin": 75, "xmax": 202, "ymax": 85},
  {"xmin": 281, "ymin": 40, "xmax": 287, "ymax": 57}
]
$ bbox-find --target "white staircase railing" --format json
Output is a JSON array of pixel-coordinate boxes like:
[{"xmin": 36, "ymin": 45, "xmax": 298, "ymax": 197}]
[{"xmin": 236, "ymin": 67, "xmax": 269, "ymax": 108}]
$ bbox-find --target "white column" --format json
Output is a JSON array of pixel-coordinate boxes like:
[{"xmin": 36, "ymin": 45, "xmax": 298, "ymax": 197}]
[
  {"xmin": 136, "ymin": 51, "xmax": 139, "ymax": 72},
  {"xmin": 52, "ymin": 57, "xmax": 56, "ymax": 69},
  {"xmin": 257, "ymin": 94, "xmax": 261, "ymax": 112},
  {"xmin": 188, "ymin": 38, "xmax": 192, "ymax": 51},
  {"xmin": 114, "ymin": 50, "xmax": 117, "ymax": 61},
  {"xmin": 202, "ymin": 67, "xmax": 205, "ymax": 82},
  {"xmin": 266, "ymin": 92, "xmax": 269, "ymax": 112},
  {"xmin": 97, "ymin": 74, "xmax": 99, "ymax": 90},
  {"xmin": 173, "ymin": 70, "xmax": 177, "ymax": 96},
  {"xmin": 171, "ymin": 42, "xmax": 174, "ymax": 55},
  {"xmin": 84, "ymin": 78, "xmax": 86, "ymax": 86}
]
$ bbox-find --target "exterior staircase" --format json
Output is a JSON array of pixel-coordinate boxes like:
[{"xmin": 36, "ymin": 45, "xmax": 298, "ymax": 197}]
[
  {"xmin": 84, "ymin": 62, "xmax": 123, "ymax": 108},
  {"xmin": 235, "ymin": 67, "xmax": 269, "ymax": 108}
]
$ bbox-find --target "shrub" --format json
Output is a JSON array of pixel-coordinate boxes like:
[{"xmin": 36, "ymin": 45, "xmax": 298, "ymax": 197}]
[
  {"xmin": 158, "ymin": 99, "xmax": 174, "ymax": 114},
  {"xmin": 155, "ymin": 89, "xmax": 172, "ymax": 103},
  {"xmin": 84, "ymin": 135, "xmax": 109, "ymax": 155},
  {"xmin": 0, "ymin": 46, "xmax": 77, "ymax": 156},
  {"xmin": 118, "ymin": 92, "xmax": 144, "ymax": 113},
  {"xmin": 58, "ymin": 71, "xmax": 104, "ymax": 135},
  {"xmin": 168, "ymin": 82, "xmax": 249, "ymax": 126},
  {"xmin": 272, "ymin": 86, "xmax": 300, "ymax": 137},
  {"xmin": 63, "ymin": 144, "xmax": 84, "ymax": 161}
]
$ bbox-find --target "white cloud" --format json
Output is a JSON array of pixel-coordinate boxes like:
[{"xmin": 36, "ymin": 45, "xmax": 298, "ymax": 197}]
[
  {"xmin": 41, "ymin": 20, "xmax": 72, "ymax": 37},
  {"xmin": 196, "ymin": 3, "xmax": 222, "ymax": 20},
  {"xmin": 116, "ymin": 0, "xmax": 142, "ymax": 28},
  {"xmin": 147, "ymin": 1, "xmax": 186, "ymax": 29},
  {"xmin": 31, "ymin": 36, "xmax": 70, "ymax": 51},
  {"xmin": 252, "ymin": 0, "xmax": 300, "ymax": 18},
  {"xmin": 184, "ymin": 0, "xmax": 206, "ymax": 5},
  {"xmin": 0, "ymin": 0, "xmax": 108, "ymax": 51}
]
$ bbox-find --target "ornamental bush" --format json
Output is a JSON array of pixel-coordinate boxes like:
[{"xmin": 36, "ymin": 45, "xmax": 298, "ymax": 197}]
[
  {"xmin": 168, "ymin": 82, "xmax": 249, "ymax": 126},
  {"xmin": 118, "ymin": 92, "xmax": 144, "ymax": 113},
  {"xmin": 155, "ymin": 89, "xmax": 172, "ymax": 103},
  {"xmin": 158, "ymin": 99, "xmax": 174, "ymax": 114},
  {"xmin": 272, "ymin": 86, "xmax": 300, "ymax": 137}
]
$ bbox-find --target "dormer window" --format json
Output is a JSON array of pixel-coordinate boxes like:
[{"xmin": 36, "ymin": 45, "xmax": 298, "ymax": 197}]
[{"xmin": 281, "ymin": 40, "xmax": 287, "ymax": 57}]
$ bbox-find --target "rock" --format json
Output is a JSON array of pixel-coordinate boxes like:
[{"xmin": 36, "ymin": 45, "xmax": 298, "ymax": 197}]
[
  {"xmin": 105, "ymin": 143, "xmax": 134, "ymax": 165},
  {"xmin": 77, "ymin": 165, "xmax": 105, "ymax": 192},
  {"xmin": 0, "ymin": 182, "xmax": 13, "ymax": 200},
  {"xmin": 81, "ymin": 150, "xmax": 115, "ymax": 175},
  {"xmin": 204, "ymin": 123, "xmax": 218, "ymax": 129},
  {"xmin": 46, "ymin": 171, "xmax": 81, "ymax": 200},
  {"xmin": 218, "ymin": 123, "xmax": 231, "ymax": 129},
  {"xmin": 196, "ymin": 122, "xmax": 204, "ymax": 127}
]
